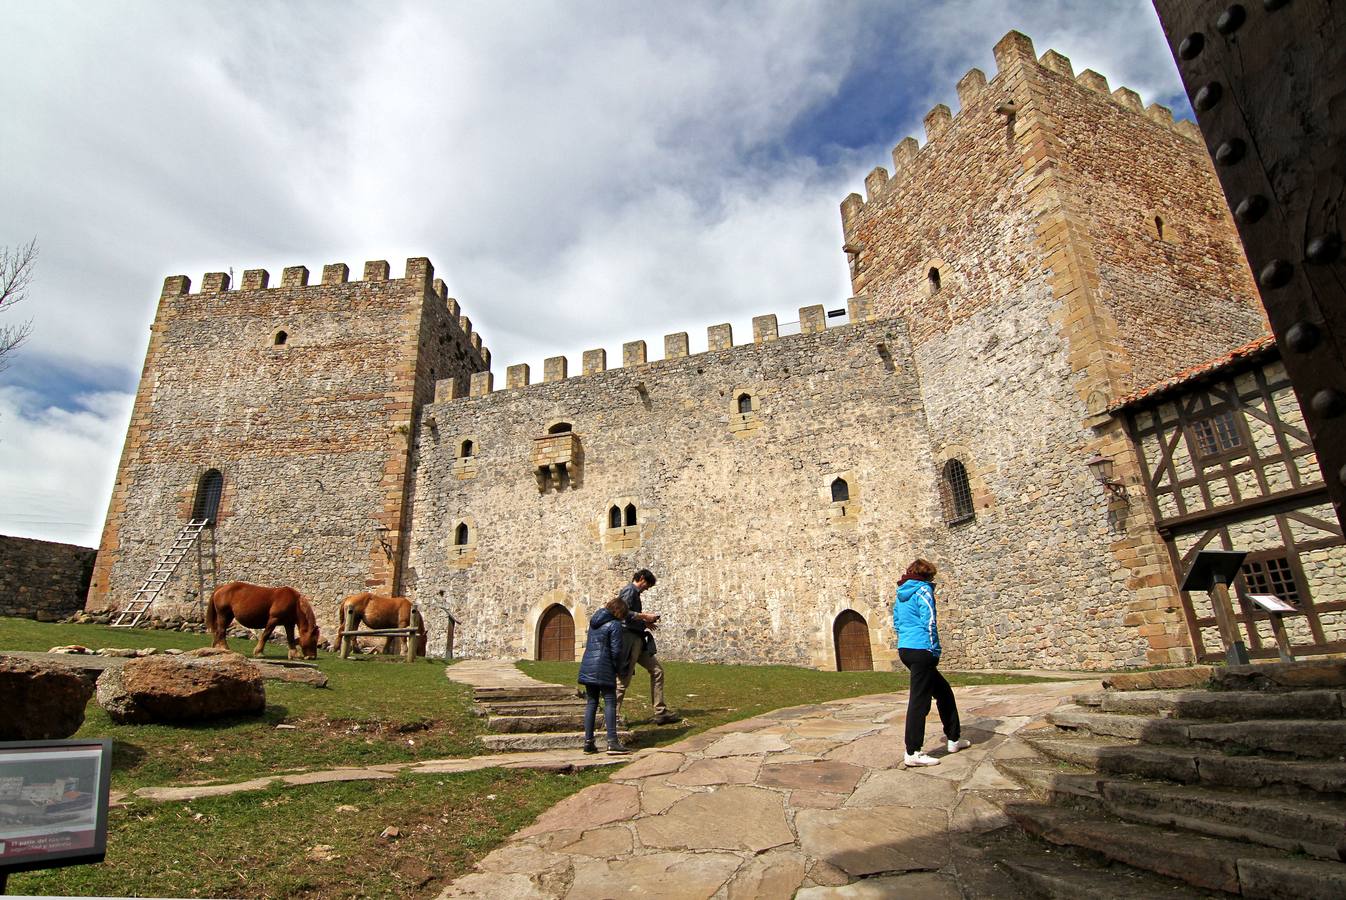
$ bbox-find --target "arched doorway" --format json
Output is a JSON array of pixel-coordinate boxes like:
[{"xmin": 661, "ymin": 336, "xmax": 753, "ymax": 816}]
[
  {"xmin": 834, "ymin": 610, "xmax": 873, "ymax": 671},
  {"xmin": 536, "ymin": 604, "xmax": 575, "ymax": 661}
]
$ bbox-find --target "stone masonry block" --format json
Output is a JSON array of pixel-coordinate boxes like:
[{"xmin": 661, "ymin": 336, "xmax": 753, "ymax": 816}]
[
  {"xmin": 322, "ymin": 263, "xmax": 349, "ymax": 284},
  {"xmin": 201, "ymin": 272, "xmax": 230, "ymax": 293},
  {"xmin": 432, "ymin": 278, "xmax": 448, "ymax": 299},
  {"xmin": 544, "ymin": 356, "xmax": 568, "ymax": 383},
  {"xmin": 583, "ymin": 348, "xmax": 607, "ymax": 375},
  {"xmin": 664, "ymin": 332, "xmax": 689, "ymax": 359},
  {"xmin": 707, "ymin": 323, "xmax": 733, "ymax": 351},
  {"xmin": 281, "ymin": 266, "xmax": 309, "ymax": 288},
  {"xmin": 840, "ymin": 193, "xmax": 865, "ymax": 231},
  {"xmin": 847, "ymin": 297, "xmax": 871, "ymax": 323},
  {"xmin": 752, "ymin": 315, "xmax": 778, "ymax": 343},
  {"xmin": 404, "ymin": 257, "xmax": 433, "ymax": 285},
  {"xmin": 459, "ymin": 316, "xmax": 472, "ymax": 334},
  {"xmin": 924, "ymin": 104, "xmax": 953, "ymax": 142},
  {"xmin": 891, "ymin": 137, "xmax": 919, "ymax": 173},
  {"xmin": 1077, "ymin": 69, "xmax": 1109, "ymax": 94},
  {"xmin": 469, "ymin": 371, "xmax": 493, "ymax": 397},
  {"xmin": 363, "ymin": 260, "xmax": 390, "ymax": 281},
  {"xmin": 445, "ymin": 298, "xmax": 460, "ymax": 318},
  {"xmin": 1112, "ymin": 87, "xmax": 1142, "ymax": 111},
  {"xmin": 956, "ymin": 68, "xmax": 987, "ymax": 107},
  {"xmin": 1039, "ymin": 50, "xmax": 1073, "ymax": 77},
  {"xmin": 864, "ymin": 167, "xmax": 888, "ymax": 201},
  {"xmin": 1145, "ymin": 103, "xmax": 1174, "ymax": 125},
  {"xmin": 992, "ymin": 30, "xmax": 1036, "ymax": 71},
  {"xmin": 241, "ymin": 269, "xmax": 269, "ymax": 290},
  {"xmin": 623, "ymin": 341, "xmax": 647, "ymax": 367},
  {"xmin": 800, "ymin": 305, "xmax": 826, "ymax": 335},
  {"xmin": 506, "ymin": 364, "xmax": 530, "ymax": 389}
]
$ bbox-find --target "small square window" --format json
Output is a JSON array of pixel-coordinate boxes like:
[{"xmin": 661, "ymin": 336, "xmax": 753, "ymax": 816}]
[
  {"xmin": 1190, "ymin": 409, "xmax": 1244, "ymax": 459},
  {"xmin": 1240, "ymin": 554, "xmax": 1303, "ymax": 606}
]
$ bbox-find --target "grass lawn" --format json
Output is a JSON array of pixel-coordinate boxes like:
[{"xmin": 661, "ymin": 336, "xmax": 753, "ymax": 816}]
[{"xmin": 3, "ymin": 617, "xmax": 1060, "ymax": 897}]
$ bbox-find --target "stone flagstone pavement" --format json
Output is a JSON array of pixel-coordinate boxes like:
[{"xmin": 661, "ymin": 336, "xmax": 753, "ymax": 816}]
[{"xmin": 439, "ymin": 679, "xmax": 1089, "ymax": 899}]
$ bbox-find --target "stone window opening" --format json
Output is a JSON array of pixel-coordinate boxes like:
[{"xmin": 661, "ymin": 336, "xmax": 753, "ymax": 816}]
[
  {"xmin": 191, "ymin": 469, "xmax": 224, "ymax": 525},
  {"xmin": 624, "ymin": 503, "xmax": 638, "ymax": 526},
  {"xmin": 460, "ymin": 439, "xmax": 474, "ymax": 458},
  {"xmin": 450, "ymin": 518, "xmax": 478, "ymax": 568},
  {"xmin": 548, "ymin": 422, "xmax": 572, "ymax": 434},
  {"xmin": 928, "ymin": 267, "xmax": 942, "ymax": 293},
  {"xmin": 273, "ymin": 330, "xmax": 288, "ymax": 347},
  {"xmin": 831, "ymin": 477, "xmax": 850, "ymax": 503},
  {"xmin": 1154, "ymin": 215, "xmax": 1165, "ymax": 241},
  {"xmin": 940, "ymin": 458, "xmax": 975, "ymax": 525},
  {"xmin": 608, "ymin": 505, "xmax": 622, "ymax": 529},
  {"xmin": 454, "ymin": 522, "xmax": 469, "ymax": 546},
  {"xmin": 737, "ymin": 393, "xmax": 752, "ymax": 415},
  {"xmin": 1240, "ymin": 553, "xmax": 1304, "ymax": 607}
]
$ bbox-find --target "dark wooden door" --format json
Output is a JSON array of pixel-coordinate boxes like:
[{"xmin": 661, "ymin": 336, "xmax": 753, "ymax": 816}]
[
  {"xmin": 537, "ymin": 605, "xmax": 574, "ymax": 661},
  {"xmin": 834, "ymin": 611, "xmax": 873, "ymax": 671}
]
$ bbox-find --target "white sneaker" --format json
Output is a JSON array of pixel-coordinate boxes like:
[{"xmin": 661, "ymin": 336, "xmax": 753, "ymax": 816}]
[
  {"xmin": 903, "ymin": 751, "xmax": 940, "ymax": 767},
  {"xmin": 947, "ymin": 738, "xmax": 971, "ymax": 754}
]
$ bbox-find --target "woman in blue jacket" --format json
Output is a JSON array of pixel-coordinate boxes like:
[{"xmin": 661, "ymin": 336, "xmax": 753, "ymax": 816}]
[
  {"xmin": 578, "ymin": 596, "xmax": 633, "ymax": 754},
  {"xmin": 894, "ymin": 558, "xmax": 968, "ymax": 767}
]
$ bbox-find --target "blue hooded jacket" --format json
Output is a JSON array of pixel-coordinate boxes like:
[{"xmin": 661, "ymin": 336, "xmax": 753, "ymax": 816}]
[
  {"xmin": 894, "ymin": 578, "xmax": 940, "ymax": 656},
  {"xmin": 578, "ymin": 608, "xmax": 627, "ymax": 687}
]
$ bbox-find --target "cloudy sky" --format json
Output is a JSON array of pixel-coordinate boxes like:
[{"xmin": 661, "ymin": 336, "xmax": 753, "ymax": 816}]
[{"xmin": 0, "ymin": 0, "xmax": 1188, "ymax": 547}]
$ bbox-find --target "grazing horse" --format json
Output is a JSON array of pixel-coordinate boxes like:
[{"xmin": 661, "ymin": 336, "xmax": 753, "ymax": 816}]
[
  {"xmin": 207, "ymin": 581, "xmax": 320, "ymax": 659},
  {"xmin": 336, "ymin": 592, "xmax": 426, "ymax": 656}
]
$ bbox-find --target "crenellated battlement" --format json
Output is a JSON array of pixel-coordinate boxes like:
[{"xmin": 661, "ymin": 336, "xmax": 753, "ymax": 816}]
[
  {"xmin": 434, "ymin": 296, "xmax": 874, "ymax": 403},
  {"xmin": 842, "ymin": 30, "xmax": 1201, "ymax": 231},
  {"xmin": 159, "ymin": 256, "xmax": 490, "ymax": 367}
]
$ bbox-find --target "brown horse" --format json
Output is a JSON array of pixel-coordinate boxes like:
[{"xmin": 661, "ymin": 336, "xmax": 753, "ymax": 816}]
[
  {"xmin": 336, "ymin": 592, "xmax": 426, "ymax": 655},
  {"xmin": 207, "ymin": 581, "xmax": 320, "ymax": 659}
]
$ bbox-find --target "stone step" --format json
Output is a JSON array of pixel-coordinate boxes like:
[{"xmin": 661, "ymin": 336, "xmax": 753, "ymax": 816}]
[
  {"xmin": 480, "ymin": 730, "xmax": 635, "ymax": 752},
  {"xmin": 1072, "ymin": 689, "xmax": 1345, "ymax": 721},
  {"xmin": 487, "ymin": 713, "xmax": 589, "ymax": 733},
  {"xmin": 1020, "ymin": 731, "xmax": 1346, "ymax": 796},
  {"xmin": 1212, "ymin": 660, "xmax": 1346, "ymax": 693},
  {"xmin": 471, "ymin": 685, "xmax": 577, "ymax": 702},
  {"xmin": 1002, "ymin": 803, "xmax": 1346, "ymax": 897},
  {"xmin": 1048, "ymin": 705, "xmax": 1346, "ymax": 758},
  {"xmin": 997, "ymin": 848, "xmax": 1211, "ymax": 899},
  {"xmin": 997, "ymin": 759, "xmax": 1346, "ymax": 861},
  {"xmin": 472, "ymin": 699, "xmax": 586, "ymax": 717}
]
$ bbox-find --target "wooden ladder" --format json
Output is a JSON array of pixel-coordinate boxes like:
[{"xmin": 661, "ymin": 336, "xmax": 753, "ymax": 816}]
[{"xmin": 111, "ymin": 519, "xmax": 210, "ymax": 628}]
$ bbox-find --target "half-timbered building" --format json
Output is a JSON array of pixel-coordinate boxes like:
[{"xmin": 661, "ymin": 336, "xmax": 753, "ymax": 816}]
[{"xmin": 1116, "ymin": 336, "xmax": 1346, "ymax": 662}]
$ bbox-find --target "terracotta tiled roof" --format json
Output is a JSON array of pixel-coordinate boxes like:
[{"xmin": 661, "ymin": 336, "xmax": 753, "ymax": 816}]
[{"xmin": 1109, "ymin": 333, "xmax": 1278, "ymax": 412}]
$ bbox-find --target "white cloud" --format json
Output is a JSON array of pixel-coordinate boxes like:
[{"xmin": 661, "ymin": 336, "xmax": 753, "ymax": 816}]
[{"xmin": 0, "ymin": 388, "xmax": 133, "ymax": 547}]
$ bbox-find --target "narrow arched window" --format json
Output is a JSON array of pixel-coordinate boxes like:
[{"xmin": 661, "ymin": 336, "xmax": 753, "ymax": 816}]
[
  {"xmin": 624, "ymin": 503, "xmax": 637, "ymax": 526},
  {"xmin": 1154, "ymin": 216, "xmax": 1165, "ymax": 240},
  {"xmin": 928, "ymin": 267, "xmax": 941, "ymax": 292},
  {"xmin": 831, "ymin": 478, "xmax": 850, "ymax": 503},
  {"xmin": 273, "ymin": 330, "xmax": 288, "ymax": 346},
  {"xmin": 608, "ymin": 506, "xmax": 622, "ymax": 529},
  {"xmin": 941, "ymin": 459, "xmax": 975, "ymax": 524},
  {"xmin": 548, "ymin": 422, "xmax": 572, "ymax": 434},
  {"xmin": 192, "ymin": 469, "xmax": 224, "ymax": 524},
  {"xmin": 454, "ymin": 522, "xmax": 469, "ymax": 545},
  {"xmin": 737, "ymin": 393, "xmax": 752, "ymax": 415},
  {"xmin": 460, "ymin": 439, "xmax": 474, "ymax": 458}
]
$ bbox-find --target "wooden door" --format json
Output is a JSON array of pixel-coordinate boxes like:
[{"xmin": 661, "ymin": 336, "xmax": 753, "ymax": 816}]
[
  {"xmin": 834, "ymin": 611, "xmax": 873, "ymax": 671},
  {"xmin": 537, "ymin": 605, "xmax": 575, "ymax": 661}
]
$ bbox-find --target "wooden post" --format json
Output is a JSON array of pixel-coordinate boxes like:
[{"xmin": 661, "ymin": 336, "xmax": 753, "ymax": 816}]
[
  {"xmin": 1210, "ymin": 581, "xmax": 1250, "ymax": 666},
  {"xmin": 406, "ymin": 609, "xmax": 422, "ymax": 663},
  {"xmin": 341, "ymin": 606, "xmax": 357, "ymax": 659},
  {"xmin": 1267, "ymin": 612, "xmax": 1295, "ymax": 663}
]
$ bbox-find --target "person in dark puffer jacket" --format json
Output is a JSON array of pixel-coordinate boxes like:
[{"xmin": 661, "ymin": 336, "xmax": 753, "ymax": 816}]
[{"xmin": 578, "ymin": 596, "xmax": 632, "ymax": 754}]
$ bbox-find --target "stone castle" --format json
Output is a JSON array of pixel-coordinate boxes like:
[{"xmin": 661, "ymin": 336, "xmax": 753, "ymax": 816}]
[{"xmin": 89, "ymin": 31, "xmax": 1301, "ymax": 671}]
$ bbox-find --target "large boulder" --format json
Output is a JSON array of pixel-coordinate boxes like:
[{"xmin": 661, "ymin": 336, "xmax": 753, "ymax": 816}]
[
  {"xmin": 95, "ymin": 648, "xmax": 265, "ymax": 724},
  {"xmin": 0, "ymin": 656, "xmax": 96, "ymax": 739}
]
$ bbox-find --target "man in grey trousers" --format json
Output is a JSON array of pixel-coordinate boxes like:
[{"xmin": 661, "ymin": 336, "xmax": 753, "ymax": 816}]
[{"xmin": 614, "ymin": 568, "xmax": 679, "ymax": 724}]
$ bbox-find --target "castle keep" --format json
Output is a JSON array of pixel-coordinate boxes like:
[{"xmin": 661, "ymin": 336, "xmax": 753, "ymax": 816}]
[{"xmin": 88, "ymin": 32, "xmax": 1344, "ymax": 670}]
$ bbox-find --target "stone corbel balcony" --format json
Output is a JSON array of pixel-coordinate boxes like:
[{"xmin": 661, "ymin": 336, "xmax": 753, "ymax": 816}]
[{"xmin": 532, "ymin": 432, "xmax": 581, "ymax": 491}]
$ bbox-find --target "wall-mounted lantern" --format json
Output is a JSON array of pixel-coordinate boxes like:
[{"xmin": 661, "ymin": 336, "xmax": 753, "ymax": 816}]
[{"xmin": 1087, "ymin": 453, "xmax": 1128, "ymax": 499}]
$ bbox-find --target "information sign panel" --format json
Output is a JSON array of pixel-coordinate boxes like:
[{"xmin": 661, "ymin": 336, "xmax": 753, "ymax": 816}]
[{"xmin": 0, "ymin": 739, "xmax": 112, "ymax": 877}]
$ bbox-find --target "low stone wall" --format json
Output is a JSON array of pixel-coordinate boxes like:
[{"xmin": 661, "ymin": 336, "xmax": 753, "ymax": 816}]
[{"xmin": 0, "ymin": 535, "xmax": 97, "ymax": 621}]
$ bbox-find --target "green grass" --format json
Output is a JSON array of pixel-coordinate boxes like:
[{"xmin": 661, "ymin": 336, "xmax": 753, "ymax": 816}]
[
  {"xmin": 519, "ymin": 659, "xmax": 1060, "ymax": 748},
  {"xmin": 1, "ymin": 617, "xmax": 484, "ymax": 790},
  {"xmin": 9, "ymin": 767, "xmax": 610, "ymax": 899}
]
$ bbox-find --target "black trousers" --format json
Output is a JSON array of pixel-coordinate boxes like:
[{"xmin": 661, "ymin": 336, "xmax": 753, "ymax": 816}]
[{"xmin": 899, "ymin": 648, "xmax": 960, "ymax": 754}]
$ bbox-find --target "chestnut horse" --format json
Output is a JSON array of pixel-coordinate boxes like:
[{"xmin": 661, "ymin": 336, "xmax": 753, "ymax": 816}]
[
  {"xmin": 336, "ymin": 592, "xmax": 426, "ymax": 656},
  {"xmin": 207, "ymin": 581, "xmax": 320, "ymax": 659}
]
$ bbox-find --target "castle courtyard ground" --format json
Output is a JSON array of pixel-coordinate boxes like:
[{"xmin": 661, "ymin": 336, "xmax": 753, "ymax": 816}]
[{"xmin": 440, "ymin": 678, "xmax": 1091, "ymax": 899}]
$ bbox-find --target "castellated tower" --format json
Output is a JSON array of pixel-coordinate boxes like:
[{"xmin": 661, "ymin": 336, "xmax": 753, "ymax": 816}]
[
  {"xmin": 86, "ymin": 258, "xmax": 489, "ymax": 632},
  {"xmin": 841, "ymin": 32, "xmax": 1267, "ymax": 667}
]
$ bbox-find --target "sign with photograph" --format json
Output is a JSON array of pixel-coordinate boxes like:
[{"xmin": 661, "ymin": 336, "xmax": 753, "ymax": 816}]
[{"xmin": 0, "ymin": 739, "xmax": 112, "ymax": 876}]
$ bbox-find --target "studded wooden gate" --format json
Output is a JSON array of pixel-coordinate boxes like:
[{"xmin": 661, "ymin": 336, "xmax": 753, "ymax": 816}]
[
  {"xmin": 834, "ymin": 611, "xmax": 874, "ymax": 671},
  {"xmin": 537, "ymin": 604, "xmax": 575, "ymax": 661}
]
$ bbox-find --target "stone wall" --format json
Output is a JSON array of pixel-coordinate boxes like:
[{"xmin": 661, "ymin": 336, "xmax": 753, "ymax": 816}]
[
  {"xmin": 86, "ymin": 259, "xmax": 487, "ymax": 635},
  {"xmin": 0, "ymin": 535, "xmax": 96, "ymax": 621},
  {"xmin": 406, "ymin": 311, "xmax": 934, "ymax": 670}
]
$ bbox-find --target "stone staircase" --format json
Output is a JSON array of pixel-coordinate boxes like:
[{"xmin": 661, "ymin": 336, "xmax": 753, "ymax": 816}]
[
  {"xmin": 448, "ymin": 661, "xmax": 632, "ymax": 752},
  {"xmin": 989, "ymin": 660, "xmax": 1346, "ymax": 898}
]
